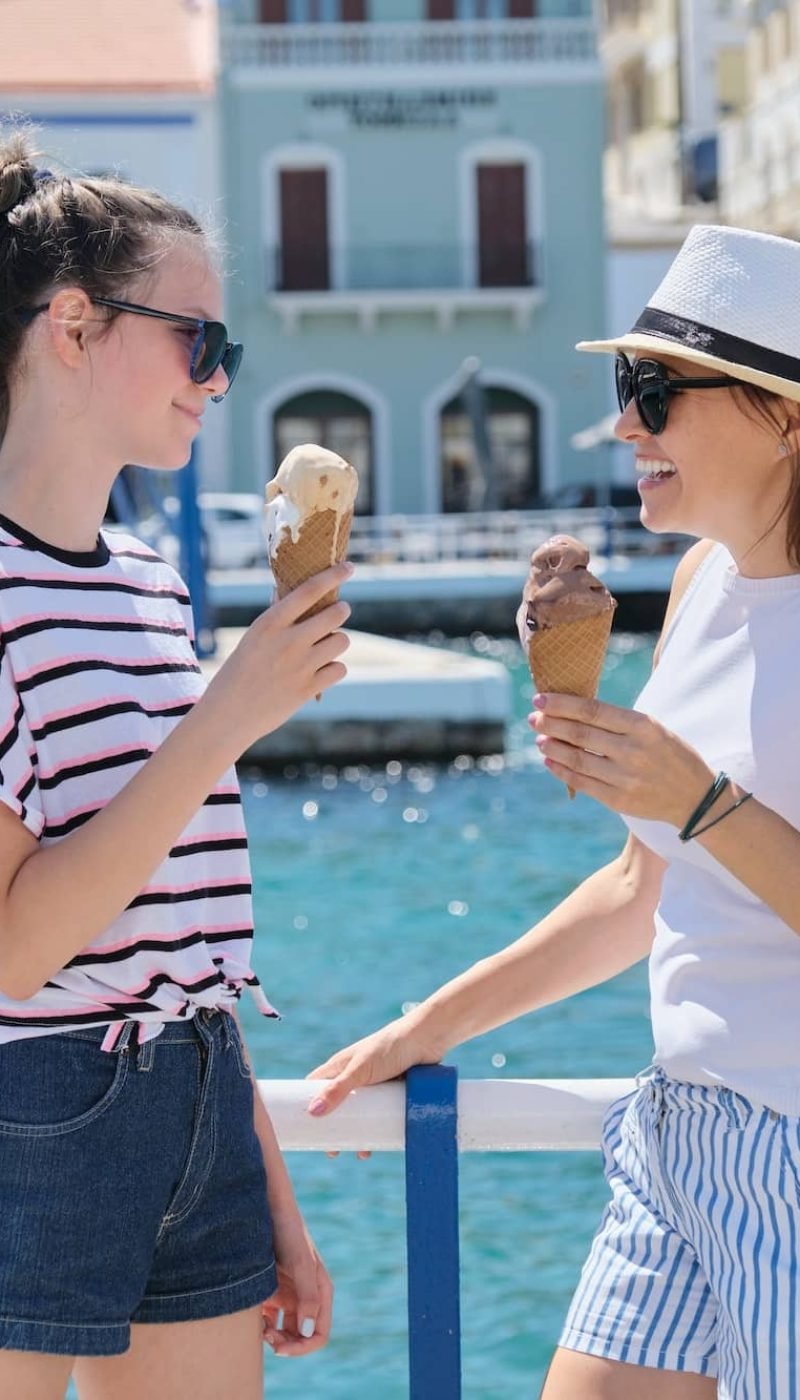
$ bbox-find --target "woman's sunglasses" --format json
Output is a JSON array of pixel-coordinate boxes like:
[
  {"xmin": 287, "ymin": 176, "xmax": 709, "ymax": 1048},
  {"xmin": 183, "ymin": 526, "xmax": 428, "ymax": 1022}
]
[
  {"xmin": 20, "ymin": 296, "xmax": 243, "ymax": 403},
  {"xmin": 615, "ymin": 351, "xmax": 733, "ymax": 434}
]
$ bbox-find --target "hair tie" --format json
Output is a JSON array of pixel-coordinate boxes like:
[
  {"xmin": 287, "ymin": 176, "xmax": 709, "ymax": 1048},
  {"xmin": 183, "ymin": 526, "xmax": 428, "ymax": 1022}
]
[{"xmin": 33, "ymin": 168, "xmax": 54, "ymax": 185}]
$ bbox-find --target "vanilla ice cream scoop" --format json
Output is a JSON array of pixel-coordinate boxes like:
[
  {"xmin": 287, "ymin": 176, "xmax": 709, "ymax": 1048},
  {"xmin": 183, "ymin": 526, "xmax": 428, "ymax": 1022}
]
[
  {"xmin": 265, "ymin": 443, "xmax": 358, "ymax": 618},
  {"xmin": 265, "ymin": 444, "xmax": 358, "ymax": 550}
]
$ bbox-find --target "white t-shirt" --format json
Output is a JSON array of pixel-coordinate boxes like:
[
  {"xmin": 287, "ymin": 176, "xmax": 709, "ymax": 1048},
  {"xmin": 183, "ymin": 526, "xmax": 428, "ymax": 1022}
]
[
  {"xmin": 0, "ymin": 513, "xmax": 276, "ymax": 1049},
  {"xmin": 626, "ymin": 542, "xmax": 800, "ymax": 1115}
]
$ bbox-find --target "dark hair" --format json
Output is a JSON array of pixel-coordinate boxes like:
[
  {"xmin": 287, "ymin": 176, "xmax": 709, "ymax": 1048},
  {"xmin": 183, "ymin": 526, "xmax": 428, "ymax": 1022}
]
[
  {"xmin": 732, "ymin": 381, "xmax": 800, "ymax": 569},
  {"xmin": 0, "ymin": 128, "xmax": 206, "ymax": 440}
]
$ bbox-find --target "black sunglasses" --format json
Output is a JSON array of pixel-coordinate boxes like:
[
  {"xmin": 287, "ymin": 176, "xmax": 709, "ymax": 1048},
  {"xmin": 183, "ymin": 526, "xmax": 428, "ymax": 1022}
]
[
  {"xmin": 615, "ymin": 351, "xmax": 733, "ymax": 434},
  {"xmin": 20, "ymin": 296, "xmax": 243, "ymax": 403}
]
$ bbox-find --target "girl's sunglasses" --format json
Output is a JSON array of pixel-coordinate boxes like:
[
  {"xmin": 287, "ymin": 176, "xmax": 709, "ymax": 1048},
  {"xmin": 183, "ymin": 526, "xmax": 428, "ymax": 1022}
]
[
  {"xmin": 20, "ymin": 296, "xmax": 243, "ymax": 403},
  {"xmin": 615, "ymin": 350, "xmax": 732, "ymax": 434}
]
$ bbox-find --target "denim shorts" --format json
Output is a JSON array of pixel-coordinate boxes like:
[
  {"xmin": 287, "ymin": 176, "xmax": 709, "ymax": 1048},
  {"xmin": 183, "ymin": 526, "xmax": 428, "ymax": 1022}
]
[{"xmin": 0, "ymin": 1009, "xmax": 277, "ymax": 1356}]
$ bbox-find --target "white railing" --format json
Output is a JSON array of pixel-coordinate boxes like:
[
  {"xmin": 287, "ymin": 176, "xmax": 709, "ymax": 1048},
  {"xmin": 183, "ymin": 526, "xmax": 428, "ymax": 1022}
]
[
  {"xmin": 345, "ymin": 506, "xmax": 689, "ymax": 566},
  {"xmin": 259, "ymin": 1075, "xmax": 635, "ymax": 1151},
  {"xmin": 223, "ymin": 17, "xmax": 598, "ymax": 70},
  {"xmin": 259, "ymin": 1071, "xmax": 635, "ymax": 1395}
]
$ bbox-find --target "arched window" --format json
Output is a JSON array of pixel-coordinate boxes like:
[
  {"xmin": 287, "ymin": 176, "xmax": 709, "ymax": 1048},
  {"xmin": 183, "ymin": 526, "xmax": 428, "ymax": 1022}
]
[
  {"xmin": 273, "ymin": 390, "xmax": 374, "ymax": 515},
  {"xmin": 439, "ymin": 387, "xmax": 540, "ymax": 512}
]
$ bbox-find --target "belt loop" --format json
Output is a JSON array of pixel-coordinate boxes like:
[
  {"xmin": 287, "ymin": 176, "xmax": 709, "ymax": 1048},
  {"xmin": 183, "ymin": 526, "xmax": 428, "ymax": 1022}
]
[
  {"xmin": 112, "ymin": 1020, "xmax": 134, "ymax": 1054},
  {"xmin": 136, "ymin": 1031, "xmax": 156, "ymax": 1073}
]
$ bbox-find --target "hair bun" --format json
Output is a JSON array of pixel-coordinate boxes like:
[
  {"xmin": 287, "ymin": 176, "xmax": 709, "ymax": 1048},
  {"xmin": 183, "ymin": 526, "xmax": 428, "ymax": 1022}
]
[{"xmin": 0, "ymin": 135, "xmax": 38, "ymax": 219}]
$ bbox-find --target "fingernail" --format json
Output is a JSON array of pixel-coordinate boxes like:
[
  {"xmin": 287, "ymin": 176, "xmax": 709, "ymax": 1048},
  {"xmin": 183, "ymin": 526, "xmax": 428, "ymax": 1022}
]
[
  {"xmin": 536, "ymin": 736, "xmax": 546, "ymax": 749},
  {"xmin": 300, "ymin": 1317, "xmax": 316, "ymax": 1338},
  {"xmin": 533, "ymin": 693, "xmax": 547, "ymax": 708},
  {"xmin": 276, "ymin": 1308, "xmax": 285, "ymax": 1330},
  {"xmin": 308, "ymin": 1097, "xmax": 327, "ymax": 1116},
  {"xmin": 341, "ymin": 561, "xmax": 354, "ymax": 575}
]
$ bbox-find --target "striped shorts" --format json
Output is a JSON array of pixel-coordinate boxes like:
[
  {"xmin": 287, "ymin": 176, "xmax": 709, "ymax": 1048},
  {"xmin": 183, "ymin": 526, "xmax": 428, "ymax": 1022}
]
[{"xmin": 559, "ymin": 1066, "xmax": 800, "ymax": 1399}]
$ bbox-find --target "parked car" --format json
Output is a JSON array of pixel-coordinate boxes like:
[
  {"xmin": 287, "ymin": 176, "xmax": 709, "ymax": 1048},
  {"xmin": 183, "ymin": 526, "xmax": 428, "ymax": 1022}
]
[{"xmin": 197, "ymin": 492, "xmax": 266, "ymax": 570}]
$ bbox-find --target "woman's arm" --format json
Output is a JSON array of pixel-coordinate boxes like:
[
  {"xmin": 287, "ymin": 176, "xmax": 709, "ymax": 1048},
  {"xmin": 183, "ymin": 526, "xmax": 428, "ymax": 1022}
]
[
  {"xmin": 307, "ymin": 834, "xmax": 664, "ymax": 1114},
  {"xmin": 0, "ymin": 567, "xmax": 351, "ymax": 1000}
]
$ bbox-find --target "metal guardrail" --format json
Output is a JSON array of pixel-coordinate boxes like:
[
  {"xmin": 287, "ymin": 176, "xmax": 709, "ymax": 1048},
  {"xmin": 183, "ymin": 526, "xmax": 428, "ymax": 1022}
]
[
  {"xmin": 261, "ymin": 1071, "xmax": 635, "ymax": 1398},
  {"xmin": 266, "ymin": 241, "xmax": 539, "ymax": 293},
  {"xmin": 223, "ymin": 17, "xmax": 598, "ymax": 69},
  {"xmin": 344, "ymin": 506, "xmax": 690, "ymax": 566}
]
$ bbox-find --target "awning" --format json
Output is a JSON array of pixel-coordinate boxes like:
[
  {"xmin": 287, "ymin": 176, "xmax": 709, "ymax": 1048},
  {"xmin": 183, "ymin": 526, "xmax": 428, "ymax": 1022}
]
[{"xmin": 570, "ymin": 413, "xmax": 618, "ymax": 451}]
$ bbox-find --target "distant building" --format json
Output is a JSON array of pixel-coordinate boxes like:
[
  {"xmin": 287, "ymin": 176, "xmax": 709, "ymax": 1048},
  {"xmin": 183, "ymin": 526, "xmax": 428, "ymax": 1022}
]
[
  {"xmin": 219, "ymin": 0, "xmax": 607, "ymax": 516},
  {"xmin": 602, "ymin": 0, "xmax": 748, "ymax": 225},
  {"xmin": 719, "ymin": 1, "xmax": 800, "ymax": 234},
  {"xmin": 0, "ymin": 0, "xmax": 227, "ymax": 484}
]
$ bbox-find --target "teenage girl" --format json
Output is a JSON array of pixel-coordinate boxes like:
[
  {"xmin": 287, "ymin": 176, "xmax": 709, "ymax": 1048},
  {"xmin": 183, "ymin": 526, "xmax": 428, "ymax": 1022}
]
[
  {"xmin": 309, "ymin": 224, "xmax": 800, "ymax": 1400},
  {"xmin": 0, "ymin": 129, "xmax": 350, "ymax": 1400}
]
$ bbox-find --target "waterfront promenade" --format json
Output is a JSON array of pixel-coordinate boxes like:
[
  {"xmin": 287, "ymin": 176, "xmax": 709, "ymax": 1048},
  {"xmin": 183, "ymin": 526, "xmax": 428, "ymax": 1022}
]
[{"xmin": 208, "ymin": 507, "xmax": 689, "ymax": 634}]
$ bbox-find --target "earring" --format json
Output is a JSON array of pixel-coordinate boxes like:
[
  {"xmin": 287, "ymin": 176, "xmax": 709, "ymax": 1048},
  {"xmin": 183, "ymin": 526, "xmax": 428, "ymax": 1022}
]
[{"xmin": 779, "ymin": 441, "xmax": 790, "ymax": 456}]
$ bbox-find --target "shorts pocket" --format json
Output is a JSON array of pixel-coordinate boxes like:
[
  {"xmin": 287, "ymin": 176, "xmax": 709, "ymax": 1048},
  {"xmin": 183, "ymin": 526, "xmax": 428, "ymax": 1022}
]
[
  {"xmin": 778, "ymin": 1113, "xmax": 800, "ymax": 1206},
  {"xmin": 0, "ymin": 1032, "xmax": 129, "ymax": 1137}
]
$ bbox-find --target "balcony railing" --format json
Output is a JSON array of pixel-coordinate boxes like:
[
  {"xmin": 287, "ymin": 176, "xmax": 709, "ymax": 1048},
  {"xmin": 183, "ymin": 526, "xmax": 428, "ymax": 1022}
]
[
  {"xmin": 223, "ymin": 17, "xmax": 598, "ymax": 70},
  {"xmin": 267, "ymin": 241, "xmax": 538, "ymax": 293},
  {"xmin": 261, "ymin": 1068, "xmax": 634, "ymax": 1397}
]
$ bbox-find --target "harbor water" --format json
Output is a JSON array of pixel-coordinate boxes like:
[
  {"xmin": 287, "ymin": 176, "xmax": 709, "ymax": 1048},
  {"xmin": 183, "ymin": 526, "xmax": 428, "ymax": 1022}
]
[
  {"xmin": 243, "ymin": 631, "xmax": 656, "ymax": 1399},
  {"xmin": 60, "ymin": 632, "xmax": 655, "ymax": 1400}
]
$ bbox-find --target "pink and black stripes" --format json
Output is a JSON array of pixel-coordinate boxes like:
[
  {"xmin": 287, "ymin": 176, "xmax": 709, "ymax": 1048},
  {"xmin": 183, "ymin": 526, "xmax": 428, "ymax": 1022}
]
[{"xmin": 0, "ymin": 520, "xmax": 274, "ymax": 1045}]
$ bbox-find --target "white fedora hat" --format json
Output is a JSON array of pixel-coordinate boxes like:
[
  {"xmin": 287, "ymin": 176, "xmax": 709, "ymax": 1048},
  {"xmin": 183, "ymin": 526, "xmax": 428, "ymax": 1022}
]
[{"xmin": 577, "ymin": 224, "xmax": 800, "ymax": 404}]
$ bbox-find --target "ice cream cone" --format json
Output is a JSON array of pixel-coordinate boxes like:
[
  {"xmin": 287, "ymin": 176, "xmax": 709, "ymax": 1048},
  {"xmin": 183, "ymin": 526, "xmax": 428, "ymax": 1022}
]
[
  {"xmin": 527, "ymin": 612, "xmax": 614, "ymax": 798},
  {"xmin": 270, "ymin": 506, "xmax": 354, "ymax": 620},
  {"xmin": 518, "ymin": 535, "xmax": 617, "ymax": 798},
  {"xmin": 526, "ymin": 610, "xmax": 614, "ymax": 701}
]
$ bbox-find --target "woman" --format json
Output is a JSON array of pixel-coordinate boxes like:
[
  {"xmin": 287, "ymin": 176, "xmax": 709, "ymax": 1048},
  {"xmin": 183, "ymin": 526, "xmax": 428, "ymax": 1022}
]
[
  {"xmin": 309, "ymin": 224, "xmax": 800, "ymax": 1399},
  {"xmin": 0, "ymin": 129, "xmax": 350, "ymax": 1400}
]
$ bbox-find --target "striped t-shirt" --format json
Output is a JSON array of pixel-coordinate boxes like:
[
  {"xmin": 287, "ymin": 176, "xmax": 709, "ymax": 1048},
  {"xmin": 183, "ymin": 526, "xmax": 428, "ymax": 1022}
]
[{"xmin": 0, "ymin": 512, "xmax": 276, "ymax": 1049}]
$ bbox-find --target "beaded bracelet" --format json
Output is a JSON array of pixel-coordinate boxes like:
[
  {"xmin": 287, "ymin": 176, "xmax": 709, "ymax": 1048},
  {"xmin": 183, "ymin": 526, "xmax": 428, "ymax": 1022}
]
[
  {"xmin": 678, "ymin": 771, "xmax": 730, "ymax": 843},
  {"xmin": 689, "ymin": 790, "xmax": 754, "ymax": 839}
]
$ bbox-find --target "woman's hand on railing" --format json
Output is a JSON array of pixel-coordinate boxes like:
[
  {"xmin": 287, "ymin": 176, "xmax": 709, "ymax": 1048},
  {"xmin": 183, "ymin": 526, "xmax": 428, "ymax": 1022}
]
[{"xmin": 306, "ymin": 1016, "xmax": 444, "ymax": 1160}]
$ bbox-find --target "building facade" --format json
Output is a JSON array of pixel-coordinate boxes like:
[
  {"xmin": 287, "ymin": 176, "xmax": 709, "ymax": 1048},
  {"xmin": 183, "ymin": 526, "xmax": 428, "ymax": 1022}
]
[
  {"xmin": 719, "ymin": 1, "xmax": 800, "ymax": 234},
  {"xmin": 219, "ymin": 0, "xmax": 607, "ymax": 516},
  {"xmin": 0, "ymin": 0, "xmax": 226, "ymax": 485},
  {"xmin": 602, "ymin": 0, "xmax": 748, "ymax": 226}
]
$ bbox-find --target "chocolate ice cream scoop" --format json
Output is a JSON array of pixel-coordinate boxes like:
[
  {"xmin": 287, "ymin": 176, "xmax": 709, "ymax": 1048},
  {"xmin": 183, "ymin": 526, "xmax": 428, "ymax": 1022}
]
[{"xmin": 517, "ymin": 534, "xmax": 616, "ymax": 639}]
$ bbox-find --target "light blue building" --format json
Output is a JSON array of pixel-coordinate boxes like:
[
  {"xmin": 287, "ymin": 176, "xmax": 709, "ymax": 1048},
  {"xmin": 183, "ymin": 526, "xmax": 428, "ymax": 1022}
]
[{"xmin": 219, "ymin": 0, "xmax": 607, "ymax": 519}]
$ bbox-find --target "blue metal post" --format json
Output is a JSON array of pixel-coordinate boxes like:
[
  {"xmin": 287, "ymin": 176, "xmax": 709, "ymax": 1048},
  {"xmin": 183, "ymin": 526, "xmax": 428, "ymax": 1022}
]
[
  {"xmin": 178, "ymin": 444, "xmax": 215, "ymax": 659},
  {"xmin": 405, "ymin": 1064, "xmax": 461, "ymax": 1399}
]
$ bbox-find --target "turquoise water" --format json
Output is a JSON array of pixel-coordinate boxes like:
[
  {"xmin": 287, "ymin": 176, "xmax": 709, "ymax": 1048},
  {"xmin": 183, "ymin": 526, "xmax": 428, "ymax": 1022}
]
[
  {"xmin": 239, "ymin": 632, "xmax": 657, "ymax": 1399},
  {"xmin": 60, "ymin": 633, "xmax": 654, "ymax": 1400}
]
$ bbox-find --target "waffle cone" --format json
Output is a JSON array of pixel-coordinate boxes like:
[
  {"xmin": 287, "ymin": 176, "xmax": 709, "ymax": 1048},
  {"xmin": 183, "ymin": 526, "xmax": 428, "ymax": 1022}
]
[
  {"xmin": 526, "ymin": 611, "xmax": 614, "ymax": 699},
  {"xmin": 271, "ymin": 507, "xmax": 353, "ymax": 619},
  {"xmin": 527, "ymin": 610, "xmax": 615, "ymax": 797}
]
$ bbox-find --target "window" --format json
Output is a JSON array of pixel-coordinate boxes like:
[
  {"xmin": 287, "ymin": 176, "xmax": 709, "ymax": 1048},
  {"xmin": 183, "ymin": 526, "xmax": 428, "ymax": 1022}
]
[
  {"xmin": 440, "ymin": 388, "xmax": 540, "ymax": 512},
  {"xmin": 476, "ymin": 163, "xmax": 532, "ymax": 288},
  {"xmin": 427, "ymin": 0, "xmax": 534, "ymax": 14},
  {"xmin": 277, "ymin": 169, "xmax": 330, "ymax": 291},
  {"xmin": 260, "ymin": 0, "xmax": 364, "ymax": 20}
]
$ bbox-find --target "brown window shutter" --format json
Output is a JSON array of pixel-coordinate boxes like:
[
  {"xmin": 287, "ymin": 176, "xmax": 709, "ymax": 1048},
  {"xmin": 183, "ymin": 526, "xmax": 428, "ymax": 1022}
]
[
  {"xmin": 476, "ymin": 163, "xmax": 530, "ymax": 287},
  {"xmin": 427, "ymin": 0, "xmax": 455, "ymax": 18},
  {"xmin": 278, "ymin": 168, "xmax": 330, "ymax": 292},
  {"xmin": 509, "ymin": 0, "xmax": 535, "ymax": 15},
  {"xmin": 259, "ymin": 0, "xmax": 287, "ymax": 21},
  {"xmin": 341, "ymin": 0, "xmax": 366, "ymax": 19}
]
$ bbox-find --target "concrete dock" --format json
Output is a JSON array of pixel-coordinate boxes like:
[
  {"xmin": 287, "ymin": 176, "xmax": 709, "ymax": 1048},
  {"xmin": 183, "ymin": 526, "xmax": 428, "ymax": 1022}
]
[{"xmin": 199, "ymin": 628, "xmax": 511, "ymax": 767}]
